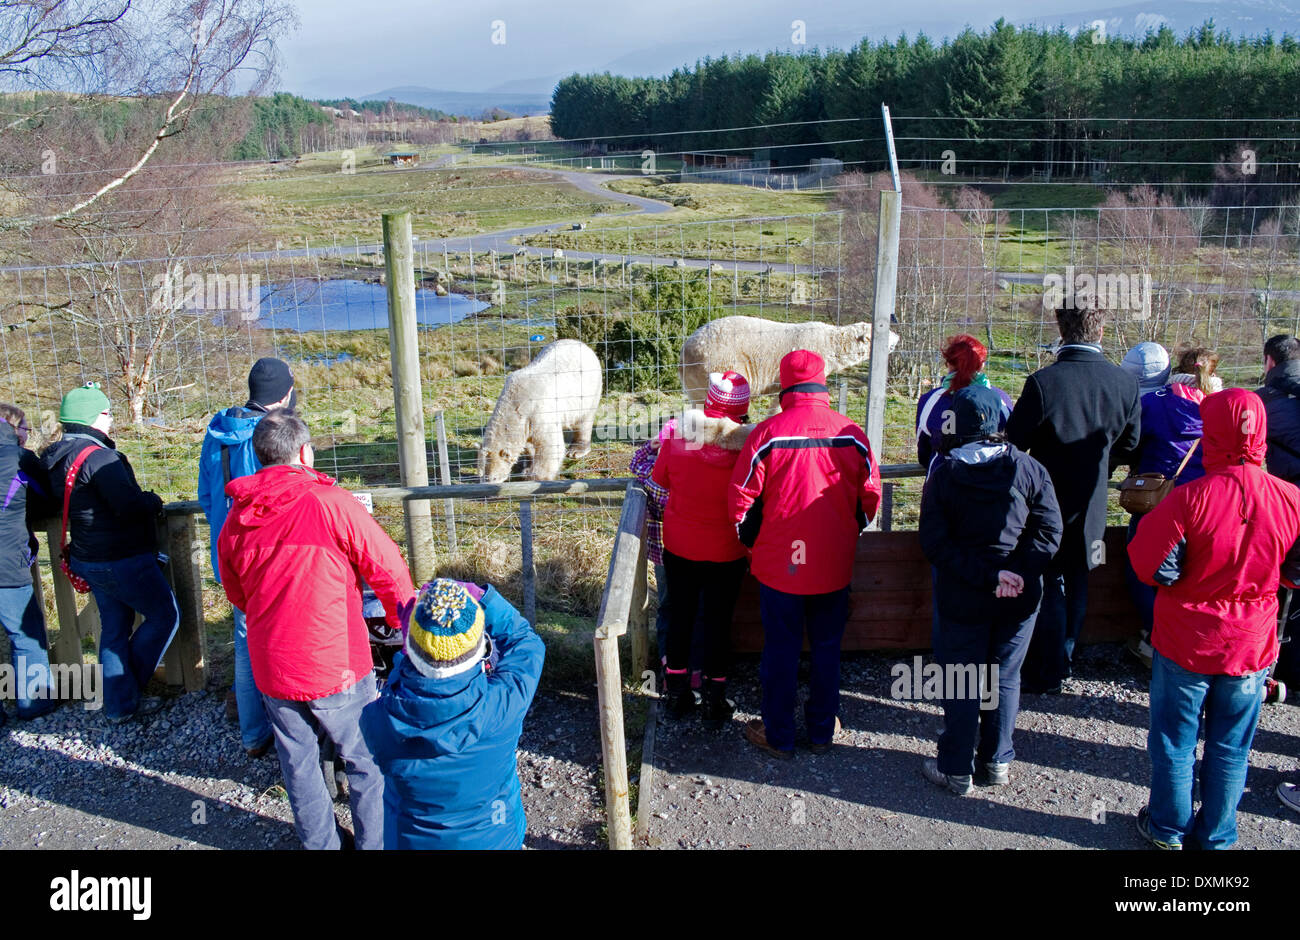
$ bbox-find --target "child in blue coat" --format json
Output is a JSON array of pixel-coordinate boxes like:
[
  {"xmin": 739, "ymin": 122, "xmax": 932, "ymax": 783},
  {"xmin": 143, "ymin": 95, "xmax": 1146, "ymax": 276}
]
[{"xmin": 360, "ymin": 579, "xmax": 545, "ymax": 849}]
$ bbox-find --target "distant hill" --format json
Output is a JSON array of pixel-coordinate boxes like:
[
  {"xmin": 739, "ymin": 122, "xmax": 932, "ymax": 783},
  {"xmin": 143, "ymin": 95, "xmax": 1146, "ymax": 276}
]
[
  {"xmin": 358, "ymin": 85, "xmax": 551, "ymax": 117},
  {"xmin": 1016, "ymin": 0, "xmax": 1300, "ymax": 39}
]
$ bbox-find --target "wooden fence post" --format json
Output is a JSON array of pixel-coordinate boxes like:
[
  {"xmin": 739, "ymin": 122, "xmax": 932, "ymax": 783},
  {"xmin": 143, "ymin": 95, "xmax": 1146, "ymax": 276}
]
[
  {"xmin": 629, "ymin": 536, "xmax": 649, "ymax": 683},
  {"xmin": 383, "ymin": 209, "xmax": 437, "ymax": 584},
  {"xmin": 593, "ymin": 483, "xmax": 648, "ymax": 850},
  {"xmin": 434, "ymin": 411, "xmax": 457, "ymax": 556},
  {"xmin": 45, "ymin": 521, "xmax": 84, "ymax": 667},
  {"xmin": 519, "ymin": 499, "xmax": 536, "ymax": 627},
  {"xmin": 163, "ymin": 515, "xmax": 207, "ymax": 692}
]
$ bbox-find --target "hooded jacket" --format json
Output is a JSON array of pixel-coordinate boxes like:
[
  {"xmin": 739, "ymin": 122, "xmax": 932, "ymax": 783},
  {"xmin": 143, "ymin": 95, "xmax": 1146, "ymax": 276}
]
[
  {"xmin": 652, "ymin": 409, "xmax": 754, "ymax": 563},
  {"xmin": 1128, "ymin": 388, "xmax": 1300, "ymax": 676},
  {"xmin": 727, "ymin": 390, "xmax": 881, "ymax": 595},
  {"xmin": 1131, "ymin": 381, "xmax": 1206, "ymax": 483},
  {"xmin": 0, "ymin": 422, "xmax": 53, "ymax": 588},
  {"xmin": 217, "ymin": 463, "xmax": 415, "ymax": 701},
  {"xmin": 1005, "ymin": 345, "xmax": 1141, "ymax": 570},
  {"xmin": 197, "ymin": 402, "xmax": 270, "ymax": 582},
  {"xmin": 359, "ymin": 585, "xmax": 545, "ymax": 850},
  {"xmin": 914, "ymin": 377, "xmax": 1013, "ymax": 471},
  {"xmin": 40, "ymin": 425, "xmax": 162, "ymax": 563},
  {"xmin": 920, "ymin": 441, "xmax": 1064, "ymax": 624},
  {"xmin": 1257, "ymin": 359, "xmax": 1300, "ymax": 484}
]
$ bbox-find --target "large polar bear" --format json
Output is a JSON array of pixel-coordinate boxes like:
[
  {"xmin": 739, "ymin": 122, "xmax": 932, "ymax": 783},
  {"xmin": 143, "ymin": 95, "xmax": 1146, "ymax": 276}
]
[
  {"xmin": 478, "ymin": 339, "xmax": 603, "ymax": 483},
  {"xmin": 679, "ymin": 316, "xmax": 901, "ymax": 406}
]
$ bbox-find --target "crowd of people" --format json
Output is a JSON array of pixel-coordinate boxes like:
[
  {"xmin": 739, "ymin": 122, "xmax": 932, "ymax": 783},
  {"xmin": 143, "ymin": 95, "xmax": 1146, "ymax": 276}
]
[
  {"xmin": 637, "ymin": 306, "xmax": 1300, "ymax": 852},
  {"xmin": 6, "ymin": 307, "xmax": 1300, "ymax": 852}
]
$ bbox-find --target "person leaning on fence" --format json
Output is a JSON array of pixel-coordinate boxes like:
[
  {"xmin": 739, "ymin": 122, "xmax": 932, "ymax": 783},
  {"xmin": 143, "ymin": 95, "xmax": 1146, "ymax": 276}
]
[
  {"xmin": 1256, "ymin": 334, "xmax": 1300, "ymax": 697},
  {"xmin": 360, "ymin": 578, "xmax": 544, "ymax": 850},
  {"xmin": 1005, "ymin": 305, "xmax": 1141, "ymax": 694},
  {"xmin": 914, "ymin": 334, "xmax": 1012, "ymax": 474},
  {"xmin": 216, "ymin": 411, "xmax": 415, "ymax": 851},
  {"xmin": 0, "ymin": 403, "xmax": 58, "ymax": 724},
  {"xmin": 652, "ymin": 370, "xmax": 753, "ymax": 727},
  {"xmin": 40, "ymin": 383, "xmax": 178, "ymax": 724},
  {"xmin": 1119, "ymin": 345, "xmax": 1216, "ymax": 669},
  {"xmin": 918, "ymin": 386, "xmax": 1063, "ymax": 795},
  {"xmin": 197, "ymin": 356, "xmax": 296, "ymax": 759},
  {"xmin": 1128, "ymin": 388, "xmax": 1300, "ymax": 849},
  {"xmin": 728, "ymin": 349, "xmax": 881, "ymax": 759}
]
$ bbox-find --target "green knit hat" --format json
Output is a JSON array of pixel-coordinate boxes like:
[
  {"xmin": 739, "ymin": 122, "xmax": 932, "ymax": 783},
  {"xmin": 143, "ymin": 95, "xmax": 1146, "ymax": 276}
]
[{"xmin": 59, "ymin": 382, "xmax": 110, "ymax": 426}]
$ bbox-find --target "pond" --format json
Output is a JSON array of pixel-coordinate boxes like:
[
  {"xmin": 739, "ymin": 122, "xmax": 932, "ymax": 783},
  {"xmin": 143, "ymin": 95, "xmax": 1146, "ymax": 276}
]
[{"xmin": 240, "ymin": 278, "xmax": 491, "ymax": 332}]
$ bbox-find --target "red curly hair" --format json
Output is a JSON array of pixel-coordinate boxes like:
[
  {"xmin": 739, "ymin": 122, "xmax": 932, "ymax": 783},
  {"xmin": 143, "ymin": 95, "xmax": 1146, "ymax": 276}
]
[{"xmin": 942, "ymin": 334, "xmax": 988, "ymax": 392}]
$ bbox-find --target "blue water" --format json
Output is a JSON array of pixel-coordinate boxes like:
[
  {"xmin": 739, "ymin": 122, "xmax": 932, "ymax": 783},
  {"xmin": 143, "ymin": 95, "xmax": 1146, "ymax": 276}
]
[{"xmin": 249, "ymin": 279, "xmax": 490, "ymax": 332}]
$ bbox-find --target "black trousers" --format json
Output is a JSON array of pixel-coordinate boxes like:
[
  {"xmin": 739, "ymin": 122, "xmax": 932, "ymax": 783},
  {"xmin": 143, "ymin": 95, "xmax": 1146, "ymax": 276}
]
[{"xmin": 662, "ymin": 549, "xmax": 748, "ymax": 679}]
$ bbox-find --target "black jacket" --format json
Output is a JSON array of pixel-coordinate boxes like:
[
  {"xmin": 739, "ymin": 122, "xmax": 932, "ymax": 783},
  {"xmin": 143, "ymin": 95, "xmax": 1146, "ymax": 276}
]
[
  {"xmin": 1005, "ymin": 345, "xmax": 1141, "ymax": 570},
  {"xmin": 920, "ymin": 441, "xmax": 1063, "ymax": 624},
  {"xmin": 0, "ymin": 422, "xmax": 54, "ymax": 587},
  {"xmin": 40, "ymin": 425, "xmax": 162, "ymax": 563},
  {"xmin": 1258, "ymin": 360, "xmax": 1300, "ymax": 484}
]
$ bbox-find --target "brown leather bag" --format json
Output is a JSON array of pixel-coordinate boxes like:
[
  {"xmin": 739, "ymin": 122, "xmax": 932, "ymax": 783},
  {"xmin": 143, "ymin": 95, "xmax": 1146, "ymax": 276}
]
[{"xmin": 1118, "ymin": 440, "xmax": 1199, "ymax": 515}]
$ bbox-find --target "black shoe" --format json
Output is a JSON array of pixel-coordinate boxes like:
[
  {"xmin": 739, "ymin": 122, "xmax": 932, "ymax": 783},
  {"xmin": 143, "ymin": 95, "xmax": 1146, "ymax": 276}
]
[
  {"xmin": 665, "ymin": 671, "xmax": 695, "ymax": 720},
  {"xmin": 973, "ymin": 761, "xmax": 1010, "ymax": 787},
  {"xmin": 17, "ymin": 699, "xmax": 60, "ymax": 721},
  {"xmin": 1136, "ymin": 805, "xmax": 1182, "ymax": 850},
  {"xmin": 701, "ymin": 679, "xmax": 734, "ymax": 730},
  {"xmin": 246, "ymin": 734, "xmax": 276, "ymax": 759},
  {"xmin": 1021, "ymin": 681, "xmax": 1062, "ymax": 695}
]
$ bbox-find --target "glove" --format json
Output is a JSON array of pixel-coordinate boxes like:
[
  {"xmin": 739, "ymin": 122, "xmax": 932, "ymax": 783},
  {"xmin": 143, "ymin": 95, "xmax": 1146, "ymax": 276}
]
[
  {"xmin": 459, "ymin": 581, "xmax": 486, "ymax": 602},
  {"xmin": 396, "ymin": 595, "xmax": 417, "ymax": 636}
]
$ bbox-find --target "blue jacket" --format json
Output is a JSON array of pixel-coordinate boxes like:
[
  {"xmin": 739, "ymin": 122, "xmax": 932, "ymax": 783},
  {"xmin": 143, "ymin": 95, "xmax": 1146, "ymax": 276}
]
[
  {"xmin": 360, "ymin": 586, "xmax": 545, "ymax": 850},
  {"xmin": 915, "ymin": 379, "xmax": 1012, "ymax": 471},
  {"xmin": 197, "ymin": 405, "xmax": 267, "ymax": 581},
  {"xmin": 1258, "ymin": 360, "xmax": 1300, "ymax": 485},
  {"xmin": 1131, "ymin": 383, "xmax": 1205, "ymax": 484}
]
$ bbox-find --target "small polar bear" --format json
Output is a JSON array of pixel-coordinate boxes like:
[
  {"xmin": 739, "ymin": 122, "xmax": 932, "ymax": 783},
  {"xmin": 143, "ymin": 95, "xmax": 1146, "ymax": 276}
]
[
  {"xmin": 679, "ymin": 315, "xmax": 900, "ymax": 407},
  {"xmin": 477, "ymin": 339, "xmax": 603, "ymax": 483}
]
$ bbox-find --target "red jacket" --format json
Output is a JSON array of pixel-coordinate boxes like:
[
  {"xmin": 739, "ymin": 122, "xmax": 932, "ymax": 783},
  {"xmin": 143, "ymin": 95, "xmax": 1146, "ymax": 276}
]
[
  {"xmin": 651, "ymin": 410, "xmax": 750, "ymax": 563},
  {"xmin": 727, "ymin": 391, "xmax": 880, "ymax": 594},
  {"xmin": 218, "ymin": 464, "xmax": 415, "ymax": 701},
  {"xmin": 1129, "ymin": 388, "xmax": 1300, "ymax": 676}
]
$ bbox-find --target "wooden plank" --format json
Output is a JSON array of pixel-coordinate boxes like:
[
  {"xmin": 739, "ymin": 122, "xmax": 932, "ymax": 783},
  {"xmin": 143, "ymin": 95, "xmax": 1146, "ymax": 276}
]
[
  {"xmin": 434, "ymin": 411, "xmax": 457, "ymax": 556},
  {"xmin": 595, "ymin": 633, "xmax": 632, "ymax": 850},
  {"xmin": 730, "ymin": 526, "xmax": 1141, "ymax": 652},
  {"xmin": 594, "ymin": 483, "xmax": 648, "ymax": 641},
  {"xmin": 519, "ymin": 500, "xmax": 536, "ymax": 627},
  {"xmin": 629, "ymin": 532, "xmax": 649, "ymax": 682}
]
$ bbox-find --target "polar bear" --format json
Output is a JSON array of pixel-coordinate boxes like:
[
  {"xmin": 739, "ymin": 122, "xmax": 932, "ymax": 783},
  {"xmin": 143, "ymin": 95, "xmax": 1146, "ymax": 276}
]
[
  {"xmin": 477, "ymin": 339, "xmax": 603, "ymax": 483},
  {"xmin": 679, "ymin": 316, "xmax": 900, "ymax": 407}
]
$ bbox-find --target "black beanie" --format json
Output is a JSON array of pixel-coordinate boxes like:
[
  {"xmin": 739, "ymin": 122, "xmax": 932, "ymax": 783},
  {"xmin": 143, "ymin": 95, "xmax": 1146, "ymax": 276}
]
[{"xmin": 248, "ymin": 357, "xmax": 294, "ymax": 408}]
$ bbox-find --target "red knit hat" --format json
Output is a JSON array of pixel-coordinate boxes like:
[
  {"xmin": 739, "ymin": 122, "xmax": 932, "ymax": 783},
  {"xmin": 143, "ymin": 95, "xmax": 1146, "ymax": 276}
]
[
  {"xmin": 779, "ymin": 349, "xmax": 827, "ymax": 392},
  {"xmin": 705, "ymin": 370, "xmax": 750, "ymax": 419}
]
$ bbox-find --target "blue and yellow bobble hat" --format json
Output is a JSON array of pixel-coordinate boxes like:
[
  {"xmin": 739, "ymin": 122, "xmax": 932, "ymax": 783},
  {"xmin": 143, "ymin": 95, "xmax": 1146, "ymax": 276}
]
[{"xmin": 406, "ymin": 579, "xmax": 486, "ymax": 679}]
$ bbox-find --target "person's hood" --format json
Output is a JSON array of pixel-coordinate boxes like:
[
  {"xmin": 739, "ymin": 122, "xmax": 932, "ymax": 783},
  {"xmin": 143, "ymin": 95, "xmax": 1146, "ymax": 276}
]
[
  {"xmin": 1265, "ymin": 359, "xmax": 1300, "ymax": 397},
  {"xmin": 779, "ymin": 389, "xmax": 831, "ymax": 412},
  {"xmin": 943, "ymin": 442, "xmax": 1018, "ymax": 492},
  {"xmin": 372, "ymin": 647, "xmax": 493, "ymax": 755},
  {"xmin": 677, "ymin": 409, "xmax": 754, "ymax": 452},
  {"xmin": 224, "ymin": 463, "xmax": 334, "ymax": 527},
  {"xmin": 1201, "ymin": 388, "xmax": 1266, "ymax": 472},
  {"xmin": 40, "ymin": 425, "xmax": 113, "ymax": 469},
  {"xmin": 205, "ymin": 406, "xmax": 263, "ymax": 446}
]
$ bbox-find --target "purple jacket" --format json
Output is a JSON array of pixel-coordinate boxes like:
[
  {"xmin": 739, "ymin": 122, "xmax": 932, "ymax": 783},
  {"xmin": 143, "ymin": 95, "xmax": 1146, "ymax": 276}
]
[
  {"xmin": 1131, "ymin": 383, "xmax": 1205, "ymax": 484},
  {"xmin": 915, "ymin": 380, "xmax": 1013, "ymax": 471}
]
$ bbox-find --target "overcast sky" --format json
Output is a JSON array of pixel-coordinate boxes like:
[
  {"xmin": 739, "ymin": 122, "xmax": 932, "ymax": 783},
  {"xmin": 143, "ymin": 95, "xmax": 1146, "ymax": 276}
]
[{"xmin": 277, "ymin": 0, "xmax": 1284, "ymax": 99}]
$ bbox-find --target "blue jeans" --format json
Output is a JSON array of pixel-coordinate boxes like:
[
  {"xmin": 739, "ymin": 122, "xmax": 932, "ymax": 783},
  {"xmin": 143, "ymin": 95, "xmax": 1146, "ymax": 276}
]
[
  {"xmin": 1147, "ymin": 650, "xmax": 1267, "ymax": 849},
  {"xmin": 263, "ymin": 671, "xmax": 384, "ymax": 850},
  {"xmin": 0, "ymin": 583, "xmax": 55, "ymax": 718},
  {"xmin": 70, "ymin": 553, "xmax": 179, "ymax": 720},
  {"xmin": 934, "ymin": 605, "xmax": 1038, "ymax": 776},
  {"xmin": 232, "ymin": 607, "xmax": 272, "ymax": 749},
  {"xmin": 1023, "ymin": 561, "xmax": 1088, "ymax": 688},
  {"xmin": 758, "ymin": 584, "xmax": 849, "ymax": 752},
  {"xmin": 654, "ymin": 562, "xmax": 670, "ymax": 662}
]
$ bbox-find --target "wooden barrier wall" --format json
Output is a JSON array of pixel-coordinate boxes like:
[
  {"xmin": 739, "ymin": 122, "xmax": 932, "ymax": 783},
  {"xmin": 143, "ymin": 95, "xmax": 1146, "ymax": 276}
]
[{"xmin": 731, "ymin": 525, "xmax": 1140, "ymax": 651}]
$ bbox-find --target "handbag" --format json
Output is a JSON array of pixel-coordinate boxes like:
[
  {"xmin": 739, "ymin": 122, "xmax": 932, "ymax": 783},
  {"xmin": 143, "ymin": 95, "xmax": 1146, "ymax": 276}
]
[
  {"xmin": 59, "ymin": 446, "xmax": 99, "ymax": 594},
  {"xmin": 1119, "ymin": 439, "xmax": 1199, "ymax": 515}
]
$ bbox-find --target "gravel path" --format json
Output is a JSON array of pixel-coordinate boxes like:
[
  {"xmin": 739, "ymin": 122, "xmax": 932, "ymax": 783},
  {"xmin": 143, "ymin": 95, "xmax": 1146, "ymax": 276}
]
[
  {"xmin": 644, "ymin": 643, "xmax": 1300, "ymax": 849},
  {"xmin": 0, "ymin": 683, "xmax": 605, "ymax": 850}
]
